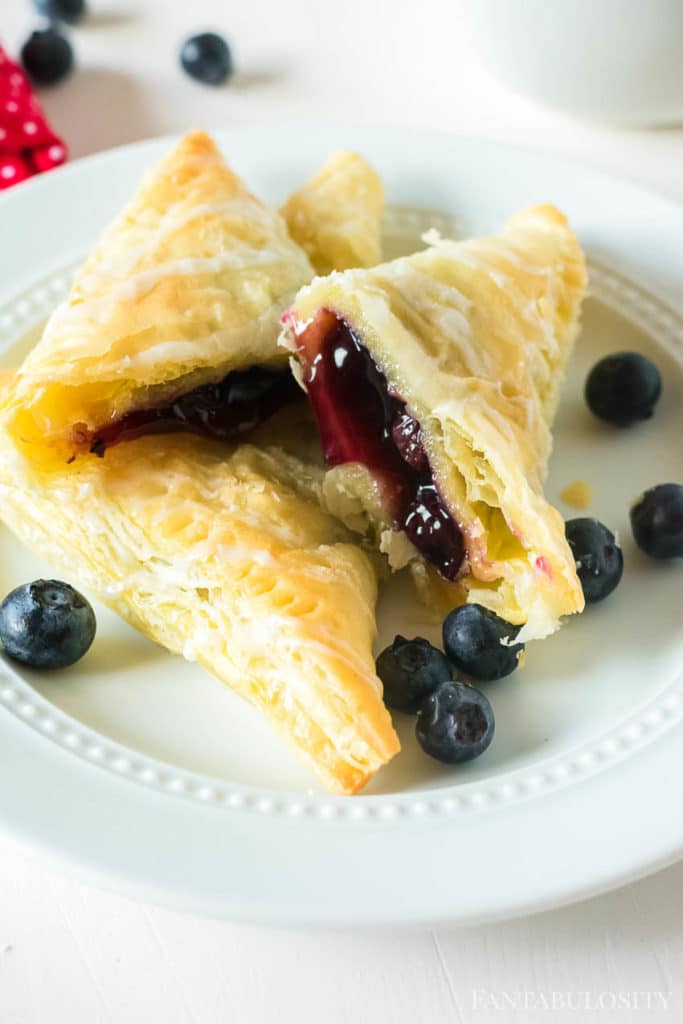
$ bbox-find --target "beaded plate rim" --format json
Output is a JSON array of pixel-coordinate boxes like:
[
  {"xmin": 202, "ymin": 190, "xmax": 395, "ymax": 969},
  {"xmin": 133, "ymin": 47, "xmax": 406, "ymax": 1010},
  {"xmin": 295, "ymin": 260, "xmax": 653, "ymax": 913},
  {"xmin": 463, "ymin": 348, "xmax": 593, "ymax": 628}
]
[{"xmin": 0, "ymin": 206, "xmax": 681, "ymax": 823}]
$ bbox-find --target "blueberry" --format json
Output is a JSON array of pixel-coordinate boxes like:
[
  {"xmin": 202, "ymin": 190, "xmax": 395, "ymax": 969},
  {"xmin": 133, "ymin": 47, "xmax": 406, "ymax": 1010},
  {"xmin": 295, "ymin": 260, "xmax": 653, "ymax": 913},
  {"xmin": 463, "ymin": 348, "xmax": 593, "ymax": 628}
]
[
  {"xmin": 34, "ymin": 0, "xmax": 86, "ymax": 24},
  {"xmin": 442, "ymin": 604, "xmax": 523, "ymax": 681},
  {"xmin": 416, "ymin": 681, "xmax": 494, "ymax": 764},
  {"xmin": 180, "ymin": 33, "xmax": 233, "ymax": 86},
  {"xmin": 565, "ymin": 518, "xmax": 624, "ymax": 603},
  {"xmin": 376, "ymin": 635, "xmax": 451, "ymax": 713},
  {"xmin": 630, "ymin": 484, "xmax": 683, "ymax": 559},
  {"xmin": 391, "ymin": 410, "xmax": 428, "ymax": 472},
  {"xmin": 402, "ymin": 483, "xmax": 465, "ymax": 582},
  {"xmin": 21, "ymin": 28, "xmax": 73, "ymax": 85},
  {"xmin": 585, "ymin": 352, "xmax": 661, "ymax": 426},
  {"xmin": 0, "ymin": 580, "xmax": 96, "ymax": 669}
]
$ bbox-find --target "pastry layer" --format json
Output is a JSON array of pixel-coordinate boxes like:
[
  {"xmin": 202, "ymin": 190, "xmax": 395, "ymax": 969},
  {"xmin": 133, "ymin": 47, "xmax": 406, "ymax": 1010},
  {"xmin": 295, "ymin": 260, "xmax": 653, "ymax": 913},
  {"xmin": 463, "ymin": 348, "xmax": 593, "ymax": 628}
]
[
  {"xmin": 281, "ymin": 150, "xmax": 384, "ymax": 276},
  {"xmin": 2, "ymin": 132, "xmax": 314, "ymax": 467},
  {"xmin": 0, "ymin": 429, "xmax": 399, "ymax": 794},
  {"xmin": 282, "ymin": 205, "xmax": 587, "ymax": 640}
]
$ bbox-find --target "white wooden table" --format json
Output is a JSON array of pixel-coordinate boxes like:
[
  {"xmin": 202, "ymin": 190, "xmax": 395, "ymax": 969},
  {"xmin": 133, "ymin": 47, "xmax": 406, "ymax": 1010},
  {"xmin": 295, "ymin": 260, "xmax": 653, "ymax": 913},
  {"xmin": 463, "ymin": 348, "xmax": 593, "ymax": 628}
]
[{"xmin": 2, "ymin": 2, "xmax": 683, "ymax": 1020}]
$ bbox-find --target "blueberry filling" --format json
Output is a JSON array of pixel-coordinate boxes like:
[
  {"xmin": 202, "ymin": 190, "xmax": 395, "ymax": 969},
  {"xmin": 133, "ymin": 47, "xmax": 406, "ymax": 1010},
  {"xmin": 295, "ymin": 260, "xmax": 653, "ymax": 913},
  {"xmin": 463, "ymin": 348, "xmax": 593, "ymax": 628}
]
[
  {"xmin": 90, "ymin": 366, "xmax": 302, "ymax": 456},
  {"xmin": 294, "ymin": 309, "xmax": 465, "ymax": 580}
]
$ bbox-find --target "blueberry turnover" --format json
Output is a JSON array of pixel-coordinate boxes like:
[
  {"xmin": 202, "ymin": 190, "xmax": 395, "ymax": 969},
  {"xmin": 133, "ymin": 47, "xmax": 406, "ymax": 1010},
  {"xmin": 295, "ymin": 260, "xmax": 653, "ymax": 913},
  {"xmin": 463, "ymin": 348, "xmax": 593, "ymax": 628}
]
[
  {"xmin": 282, "ymin": 205, "xmax": 588, "ymax": 641},
  {"xmin": 281, "ymin": 150, "xmax": 384, "ymax": 276},
  {"xmin": 1, "ymin": 132, "xmax": 314, "ymax": 468},
  {"xmin": 0, "ymin": 134, "xmax": 399, "ymax": 794}
]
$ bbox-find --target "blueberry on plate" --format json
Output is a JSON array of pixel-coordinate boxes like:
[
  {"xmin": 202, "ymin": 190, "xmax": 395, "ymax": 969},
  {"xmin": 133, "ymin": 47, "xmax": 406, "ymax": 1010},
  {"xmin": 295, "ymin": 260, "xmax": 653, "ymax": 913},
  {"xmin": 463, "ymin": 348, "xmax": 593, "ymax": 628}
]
[
  {"xmin": 585, "ymin": 352, "xmax": 661, "ymax": 426},
  {"xmin": 565, "ymin": 517, "xmax": 624, "ymax": 603},
  {"xmin": 442, "ymin": 604, "xmax": 523, "ymax": 681},
  {"xmin": 416, "ymin": 680, "xmax": 495, "ymax": 765},
  {"xmin": 630, "ymin": 483, "xmax": 683, "ymax": 559},
  {"xmin": 34, "ymin": 0, "xmax": 86, "ymax": 24},
  {"xmin": 0, "ymin": 580, "xmax": 96, "ymax": 669},
  {"xmin": 180, "ymin": 33, "xmax": 233, "ymax": 86},
  {"xmin": 376, "ymin": 635, "xmax": 451, "ymax": 713},
  {"xmin": 21, "ymin": 28, "xmax": 73, "ymax": 85}
]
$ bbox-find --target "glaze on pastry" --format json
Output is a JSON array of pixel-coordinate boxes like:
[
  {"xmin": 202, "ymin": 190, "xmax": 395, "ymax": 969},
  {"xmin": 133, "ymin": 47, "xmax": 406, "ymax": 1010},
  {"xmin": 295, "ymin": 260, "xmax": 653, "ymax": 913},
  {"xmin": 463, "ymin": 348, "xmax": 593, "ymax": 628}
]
[
  {"xmin": 281, "ymin": 150, "xmax": 384, "ymax": 276},
  {"xmin": 0, "ymin": 133, "xmax": 400, "ymax": 793},
  {"xmin": 282, "ymin": 205, "xmax": 588, "ymax": 640},
  {"xmin": 1, "ymin": 131, "xmax": 314, "ymax": 467},
  {"xmin": 0, "ymin": 428, "xmax": 399, "ymax": 793}
]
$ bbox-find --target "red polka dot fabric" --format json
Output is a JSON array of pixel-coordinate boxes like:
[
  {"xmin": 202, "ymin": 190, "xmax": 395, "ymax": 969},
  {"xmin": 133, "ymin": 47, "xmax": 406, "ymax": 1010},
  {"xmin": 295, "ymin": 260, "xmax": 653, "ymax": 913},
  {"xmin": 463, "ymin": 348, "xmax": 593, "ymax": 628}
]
[{"xmin": 0, "ymin": 44, "xmax": 67, "ymax": 189}]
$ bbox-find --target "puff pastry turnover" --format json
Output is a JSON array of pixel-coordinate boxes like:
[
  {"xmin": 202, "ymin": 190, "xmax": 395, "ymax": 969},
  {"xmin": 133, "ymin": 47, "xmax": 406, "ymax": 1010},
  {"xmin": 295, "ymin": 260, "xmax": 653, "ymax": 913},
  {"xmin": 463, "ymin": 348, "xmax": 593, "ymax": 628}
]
[
  {"xmin": 0, "ymin": 133, "xmax": 403, "ymax": 792},
  {"xmin": 1, "ymin": 131, "xmax": 314, "ymax": 467},
  {"xmin": 281, "ymin": 150, "xmax": 384, "ymax": 276},
  {"xmin": 282, "ymin": 205, "xmax": 588, "ymax": 641},
  {"xmin": 0, "ymin": 429, "xmax": 399, "ymax": 793}
]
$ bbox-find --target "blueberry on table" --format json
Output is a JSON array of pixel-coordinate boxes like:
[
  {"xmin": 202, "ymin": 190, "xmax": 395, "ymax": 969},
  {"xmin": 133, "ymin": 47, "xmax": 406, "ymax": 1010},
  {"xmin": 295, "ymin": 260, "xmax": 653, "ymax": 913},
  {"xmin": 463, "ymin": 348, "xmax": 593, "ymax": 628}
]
[
  {"xmin": 0, "ymin": 580, "xmax": 96, "ymax": 669},
  {"xmin": 442, "ymin": 604, "xmax": 524, "ymax": 681},
  {"xmin": 416, "ymin": 681, "xmax": 495, "ymax": 765},
  {"xmin": 180, "ymin": 33, "xmax": 233, "ymax": 86},
  {"xmin": 376, "ymin": 635, "xmax": 451, "ymax": 713},
  {"xmin": 21, "ymin": 28, "xmax": 73, "ymax": 85},
  {"xmin": 34, "ymin": 0, "xmax": 86, "ymax": 24},
  {"xmin": 585, "ymin": 352, "xmax": 661, "ymax": 426},
  {"xmin": 565, "ymin": 517, "xmax": 624, "ymax": 603},
  {"xmin": 630, "ymin": 484, "xmax": 683, "ymax": 559}
]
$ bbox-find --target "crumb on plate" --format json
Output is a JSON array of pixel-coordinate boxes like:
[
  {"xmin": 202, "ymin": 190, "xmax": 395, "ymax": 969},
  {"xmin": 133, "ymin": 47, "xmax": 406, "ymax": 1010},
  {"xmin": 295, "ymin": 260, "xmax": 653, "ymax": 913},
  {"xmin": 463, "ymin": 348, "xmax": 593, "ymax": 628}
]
[{"xmin": 560, "ymin": 479, "xmax": 592, "ymax": 511}]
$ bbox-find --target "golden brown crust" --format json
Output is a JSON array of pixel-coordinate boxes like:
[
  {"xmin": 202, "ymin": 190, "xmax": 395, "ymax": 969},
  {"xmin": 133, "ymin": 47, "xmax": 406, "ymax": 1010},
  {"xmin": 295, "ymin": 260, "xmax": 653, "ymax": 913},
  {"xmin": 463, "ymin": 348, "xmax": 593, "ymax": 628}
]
[
  {"xmin": 281, "ymin": 150, "xmax": 384, "ymax": 275},
  {"xmin": 283, "ymin": 205, "xmax": 588, "ymax": 640},
  {"xmin": 1, "ymin": 132, "xmax": 314, "ymax": 467},
  {"xmin": 0, "ymin": 429, "xmax": 399, "ymax": 794}
]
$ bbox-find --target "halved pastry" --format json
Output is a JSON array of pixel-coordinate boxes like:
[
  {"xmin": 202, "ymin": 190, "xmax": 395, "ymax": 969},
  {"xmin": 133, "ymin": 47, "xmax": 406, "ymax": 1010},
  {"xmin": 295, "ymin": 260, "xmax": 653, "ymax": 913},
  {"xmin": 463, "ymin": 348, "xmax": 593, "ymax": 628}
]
[
  {"xmin": 0, "ymin": 132, "xmax": 402, "ymax": 793},
  {"xmin": 1, "ymin": 131, "xmax": 315, "ymax": 467},
  {"xmin": 281, "ymin": 150, "xmax": 384, "ymax": 276},
  {"xmin": 0, "ymin": 427, "xmax": 399, "ymax": 793},
  {"xmin": 281, "ymin": 205, "xmax": 588, "ymax": 641}
]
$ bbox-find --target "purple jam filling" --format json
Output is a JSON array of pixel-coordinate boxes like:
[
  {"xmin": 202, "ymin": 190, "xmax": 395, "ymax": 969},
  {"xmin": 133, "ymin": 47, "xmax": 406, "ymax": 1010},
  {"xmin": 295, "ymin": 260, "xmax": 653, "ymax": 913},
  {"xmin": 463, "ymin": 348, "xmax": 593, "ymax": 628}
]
[
  {"xmin": 90, "ymin": 366, "xmax": 302, "ymax": 456},
  {"xmin": 295, "ymin": 309, "xmax": 465, "ymax": 580}
]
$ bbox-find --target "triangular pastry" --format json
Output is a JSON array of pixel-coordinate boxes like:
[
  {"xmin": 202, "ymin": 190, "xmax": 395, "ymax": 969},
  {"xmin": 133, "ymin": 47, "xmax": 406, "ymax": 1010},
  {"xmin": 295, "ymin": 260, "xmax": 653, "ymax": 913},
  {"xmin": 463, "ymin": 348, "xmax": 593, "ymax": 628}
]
[
  {"xmin": 281, "ymin": 205, "xmax": 588, "ymax": 640},
  {"xmin": 281, "ymin": 150, "xmax": 384, "ymax": 276},
  {"xmin": 0, "ymin": 135, "xmax": 399, "ymax": 792},
  {"xmin": 0, "ymin": 429, "xmax": 399, "ymax": 793},
  {"xmin": 1, "ymin": 131, "xmax": 314, "ymax": 467}
]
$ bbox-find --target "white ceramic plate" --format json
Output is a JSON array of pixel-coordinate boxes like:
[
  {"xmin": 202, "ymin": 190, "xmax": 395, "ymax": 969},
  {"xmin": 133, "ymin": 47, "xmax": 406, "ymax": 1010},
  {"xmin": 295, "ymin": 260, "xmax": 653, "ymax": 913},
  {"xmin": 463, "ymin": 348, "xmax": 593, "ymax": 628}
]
[{"xmin": 0, "ymin": 128, "xmax": 681, "ymax": 927}]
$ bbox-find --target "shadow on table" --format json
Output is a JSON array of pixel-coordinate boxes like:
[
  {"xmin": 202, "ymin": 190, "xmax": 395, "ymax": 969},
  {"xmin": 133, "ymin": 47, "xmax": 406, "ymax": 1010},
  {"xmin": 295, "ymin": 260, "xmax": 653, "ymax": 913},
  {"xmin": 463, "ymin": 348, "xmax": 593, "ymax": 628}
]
[
  {"xmin": 36, "ymin": 68, "xmax": 158, "ymax": 158},
  {"xmin": 80, "ymin": 10, "xmax": 137, "ymax": 30}
]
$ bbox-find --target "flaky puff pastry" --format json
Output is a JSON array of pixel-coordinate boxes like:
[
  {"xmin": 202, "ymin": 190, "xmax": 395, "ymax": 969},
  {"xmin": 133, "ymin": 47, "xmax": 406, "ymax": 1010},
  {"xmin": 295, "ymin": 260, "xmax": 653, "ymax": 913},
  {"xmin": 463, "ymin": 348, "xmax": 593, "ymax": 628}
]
[
  {"xmin": 281, "ymin": 150, "xmax": 384, "ymax": 276},
  {"xmin": 1, "ymin": 131, "xmax": 314, "ymax": 468},
  {"xmin": 282, "ymin": 206, "xmax": 588, "ymax": 641},
  {"xmin": 0, "ymin": 428, "xmax": 399, "ymax": 794}
]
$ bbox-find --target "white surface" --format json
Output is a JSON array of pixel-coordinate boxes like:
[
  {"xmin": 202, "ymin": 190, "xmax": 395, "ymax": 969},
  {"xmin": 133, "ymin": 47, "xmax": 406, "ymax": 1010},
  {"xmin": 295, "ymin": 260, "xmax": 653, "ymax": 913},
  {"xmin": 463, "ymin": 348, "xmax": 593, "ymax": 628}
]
[
  {"xmin": 2, "ymin": 0, "xmax": 683, "ymax": 1019},
  {"xmin": 1, "ymin": 129, "xmax": 683, "ymax": 931}
]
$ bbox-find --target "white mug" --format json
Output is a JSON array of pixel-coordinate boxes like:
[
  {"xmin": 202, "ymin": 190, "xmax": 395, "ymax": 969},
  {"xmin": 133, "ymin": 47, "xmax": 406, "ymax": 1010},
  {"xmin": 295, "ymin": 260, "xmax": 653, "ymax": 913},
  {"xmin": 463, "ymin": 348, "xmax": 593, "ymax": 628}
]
[{"xmin": 458, "ymin": 0, "xmax": 683, "ymax": 126}]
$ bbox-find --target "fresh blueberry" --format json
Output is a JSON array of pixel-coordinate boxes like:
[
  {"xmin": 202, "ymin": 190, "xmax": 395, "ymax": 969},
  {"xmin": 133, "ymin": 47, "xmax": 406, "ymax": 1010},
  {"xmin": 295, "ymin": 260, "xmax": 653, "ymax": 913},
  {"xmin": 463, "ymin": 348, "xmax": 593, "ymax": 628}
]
[
  {"xmin": 376, "ymin": 635, "xmax": 451, "ymax": 713},
  {"xmin": 565, "ymin": 518, "xmax": 623, "ymax": 603},
  {"xmin": 442, "ymin": 604, "xmax": 523, "ymax": 681},
  {"xmin": 0, "ymin": 580, "xmax": 96, "ymax": 669},
  {"xmin": 180, "ymin": 33, "xmax": 233, "ymax": 86},
  {"xmin": 585, "ymin": 352, "xmax": 661, "ymax": 426},
  {"xmin": 34, "ymin": 0, "xmax": 86, "ymax": 24},
  {"xmin": 416, "ymin": 680, "xmax": 495, "ymax": 764},
  {"xmin": 21, "ymin": 28, "xmax": 73, "ymax": 85},
  {"xmin": 630, "ymin": 484, "xmax": 683, "ymax": 559}
]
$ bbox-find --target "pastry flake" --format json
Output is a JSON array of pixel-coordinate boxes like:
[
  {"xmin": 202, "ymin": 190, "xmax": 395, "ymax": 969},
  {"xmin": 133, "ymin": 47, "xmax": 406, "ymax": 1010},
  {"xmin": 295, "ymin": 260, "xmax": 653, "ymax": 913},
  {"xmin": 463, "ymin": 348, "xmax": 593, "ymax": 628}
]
[
  {"xmin": 281, "ymin": 150, "xmax": 384, "ymax": 276},
  {"xmin": 0, "ymin": 429, "xmax": 399, "ymax": 794},
  {"xmin": 1, "ymin": 131, "xmax": 314, "ymax": 467},
  {"xmin": 281, "ymin": 205, "xmax": 588, "ymax": 641}
]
